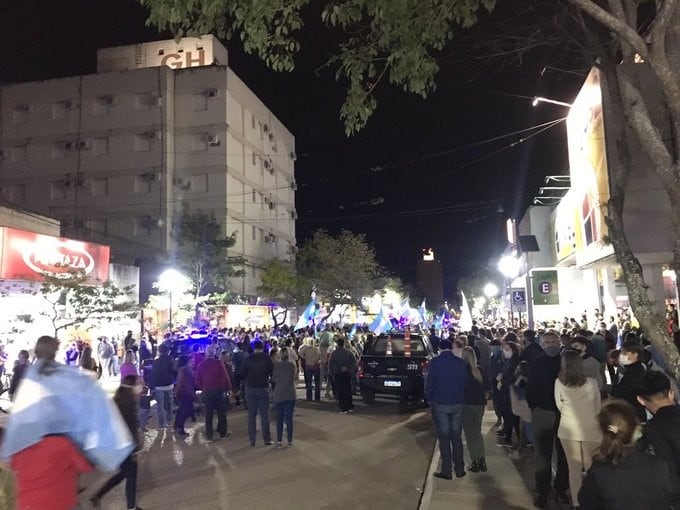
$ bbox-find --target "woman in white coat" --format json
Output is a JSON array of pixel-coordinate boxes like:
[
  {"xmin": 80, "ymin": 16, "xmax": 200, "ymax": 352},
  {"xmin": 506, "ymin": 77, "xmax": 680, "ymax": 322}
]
[{"xmin": 554, "ymin": 349, "xmax": 602, "ymax": 509}]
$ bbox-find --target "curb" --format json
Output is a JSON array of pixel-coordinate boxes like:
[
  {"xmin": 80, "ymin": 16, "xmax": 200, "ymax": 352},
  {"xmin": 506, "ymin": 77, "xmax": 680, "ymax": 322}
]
[{"xmin": 417, "ymin": 439, "xmax": 440, "ymax": 510}]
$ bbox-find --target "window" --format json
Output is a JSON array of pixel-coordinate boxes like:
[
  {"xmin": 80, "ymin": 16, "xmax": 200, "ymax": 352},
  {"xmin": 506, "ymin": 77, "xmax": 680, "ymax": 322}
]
[
  {"xmin": 50, "ymin": 182, "xmax": 66, "ymax": 200},
  {"xmin": 369, "ymin": 336, "xmax": 426, "ymax": 356},
  {"xmin": 8, "ymin": 184, "xmax": 26, "ymax": 202},
  {"xmin": 190, "ymin": 174, "xmax": 208, "ymax": 193},
  {"xmin": 133, "ymin": 217, "xmax": 150, "ymax": 236},
  {"xmin": 11, "ymin": 145, "xmax": 27, "ymax": 162},
  {"xmin": 12, "ymin": 106, "xmax": 30, "ymax": 124},
  {"xmin": 191, "ymin": 135, "xmax": 208, "ymax": 152},
  {"xmin": 134, "ymin": 136, "xmax": 150, "ymax": 152},
  {"xmin": 92, "ymin": 137, "xmax": 109, "ymax": 156},
  {"xmin": 191, "ymin": 94, "xmax": 208, "ymax": 111},
  {"xmin": 86, "ymin": 219, "xmax": 108, "ymax": 234},
  {"xmin": 135, "ymin": 174, "xmax": 152, "ymax": 194},
  {"xmin": 51, "ymin": 141, "xmax": 73, "ymax": 159},
  {"xmin": 135, "ymin": 94, "xmax": 151, "ymax": 111},
  {"xmin": 158, "ymin": 49, "xmax": 165, "ymax": 55},
  {"xmin": 252, "ymin": 225, "xmax": 256, "ymax": 240},
  {"xmin": 251, "ymin": 153, "xmax": 257, "ymax": 166},
  {"xmin": 251, "ymin": 189, "xmax": 256, "ymax": 202},
  {"xmin": 91, "ymin": 177, "xmax": 109, "ymax": 197},
  {"xmin": 251, "ymin": 114, "xmax": 256, "ymax": 129},
  {"xmin": 52, "ymin": 102, "xmax": 71, "ymax": 120}
]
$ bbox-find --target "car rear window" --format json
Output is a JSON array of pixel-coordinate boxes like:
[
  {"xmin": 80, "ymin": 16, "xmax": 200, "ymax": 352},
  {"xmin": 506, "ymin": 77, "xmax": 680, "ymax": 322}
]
[{"xmin": 369, "ymin": 336, "xmax": 426, "ymax": 356}]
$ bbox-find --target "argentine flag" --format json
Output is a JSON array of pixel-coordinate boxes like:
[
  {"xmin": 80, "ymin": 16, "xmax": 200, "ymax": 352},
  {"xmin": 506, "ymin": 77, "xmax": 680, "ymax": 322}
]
[
  {"xmin": 294, "ymin": 298, "xmax": 317, "ymax": 331},
  {"xmin": 419, "ymin": 299, "xmax": 427, "ymax": 326},
  {"xmin": 370, "ymin": 307, "xmax": 392, "ymax": 335}
]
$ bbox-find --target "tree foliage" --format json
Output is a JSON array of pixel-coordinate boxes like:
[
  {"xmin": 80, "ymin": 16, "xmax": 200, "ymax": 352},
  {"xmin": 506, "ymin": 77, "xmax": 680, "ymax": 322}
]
[
  {"xmin": 139, "ymin": 0, "xmax": 495, "ymax": 135},
  {"xmin": 39, "ymin": 272, "xmax": 137, "ymax": 338},
  {"xmin": 296, "ymin": 229, "xmax": 384, "ymax": 309},
  {"xmin": 172, "ymin": 204, "xmax": 246, "ymax": 300},
  {"xmin": 257, "ymin": 258, "xmax": 302, "ymax": 306}
]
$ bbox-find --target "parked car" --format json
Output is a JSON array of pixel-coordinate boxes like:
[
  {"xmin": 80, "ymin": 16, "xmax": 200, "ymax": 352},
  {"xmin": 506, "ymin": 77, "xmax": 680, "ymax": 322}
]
[{"xmin": 357, "ymin": 332, "xmax": 434, "ymax": 405}]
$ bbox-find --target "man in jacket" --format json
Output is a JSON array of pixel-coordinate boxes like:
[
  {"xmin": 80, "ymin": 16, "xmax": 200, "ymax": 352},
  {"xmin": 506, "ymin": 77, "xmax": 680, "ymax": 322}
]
[
  {"xmin": 243, "ymin": 340, "xmax": 274, "ymax": 446},
  {"xmin": 150, "ymin": 343, "xmax": 175, "ymax": 428},
  {"xmin": 637, "ymin": 370, "xmax": 680, "ymax": 504},
  {"xmin": 328, "ymin": 337, "xmax": 357, "ymax": 413},
  {"xmin": 97, "ymin": 338, "xmax": 115, "ymax": 378},
  {"xmin": 519, "ymin": 329, "xmax": 543, "ymax": 363},
  {"xmin": 526, "ymin": 331, "xmax": 569, "ymax": 508},
  {"xmin": 196, "ymin": 345, "xmax": 232, "ymax": 442},
  {"xmin": 612, "ymin": 340, "xmax": 647, "ymax": 421},
  {"xmin": 424, "ymin": 338, "xmax": 467, "ymax": 480}
]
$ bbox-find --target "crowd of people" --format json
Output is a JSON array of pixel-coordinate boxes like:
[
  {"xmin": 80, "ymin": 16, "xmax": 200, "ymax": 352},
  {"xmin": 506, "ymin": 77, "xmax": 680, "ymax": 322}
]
[{"xmin": 1, "ymin": 311, "xmax": 680, "ymax": 509}]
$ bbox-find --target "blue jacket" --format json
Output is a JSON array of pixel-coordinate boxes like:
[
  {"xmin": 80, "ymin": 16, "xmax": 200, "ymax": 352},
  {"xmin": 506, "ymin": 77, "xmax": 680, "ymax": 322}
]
[{"xmin": 424, "ymin": 351, "xmax": 467, "ymax": 405}]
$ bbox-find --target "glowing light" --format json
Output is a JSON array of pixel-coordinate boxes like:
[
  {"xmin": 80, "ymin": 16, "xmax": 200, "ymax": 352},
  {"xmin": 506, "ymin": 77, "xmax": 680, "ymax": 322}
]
[
  {"xmin": 484, "ymin": 283, "xmax": 499, "ymax": 298},
  {"xmin": 498, "ymin": 255, "xmax": 522, "ymax": 278}
]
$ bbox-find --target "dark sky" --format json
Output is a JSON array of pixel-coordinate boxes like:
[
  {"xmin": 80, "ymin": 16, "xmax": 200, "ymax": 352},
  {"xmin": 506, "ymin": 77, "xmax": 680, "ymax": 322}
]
[{"xmin": 0, "ymin": 0, "xmax": 585, "ymax": 299}]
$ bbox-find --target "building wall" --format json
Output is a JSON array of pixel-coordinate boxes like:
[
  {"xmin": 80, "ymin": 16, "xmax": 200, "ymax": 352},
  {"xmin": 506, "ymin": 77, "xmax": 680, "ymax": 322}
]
[
  {"xmin": 416, "ymin": 260, "xmax": 444, "ymax": 306},
  {"xmin": 0, "ymin": 204, "xmax": 60, "ymax": 236},
  {"xmin": 0, "ymin": 38, "xmax": 296, "ymax": 299}
]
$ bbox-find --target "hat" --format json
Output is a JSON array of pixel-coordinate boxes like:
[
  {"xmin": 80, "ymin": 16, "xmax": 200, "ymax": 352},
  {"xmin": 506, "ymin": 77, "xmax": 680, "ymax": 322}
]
[{"xmin": 439, "ymin": 339, "xmax": 452, "ymax": 350}]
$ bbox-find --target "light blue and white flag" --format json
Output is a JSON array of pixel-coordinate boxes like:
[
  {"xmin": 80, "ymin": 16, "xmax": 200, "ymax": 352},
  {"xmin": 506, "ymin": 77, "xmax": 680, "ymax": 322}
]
[
  {"xmin": 459, "ymin": 292, "xmax": 473, "ymax": 332},
  {"xmin": 399, "ymin": 297, "xmax": 411, "ymax": 320},
  {"xmin": 369, "ymin": 306, "xmax": 392, "ymax": 335},
  {"xmin": 1, "ymin": 361, "xmax": 134, "ymax": 471},
  {"xmin": 349, "ymin": 323, "xmax": 357, "ymax": 340},
  {"xmin": 294, "ymin": 298, "xmax": 317, "ymax": 331},
  {"xmin": 419, "ymin": 300, "xmax": 428, "ymax": 326}
]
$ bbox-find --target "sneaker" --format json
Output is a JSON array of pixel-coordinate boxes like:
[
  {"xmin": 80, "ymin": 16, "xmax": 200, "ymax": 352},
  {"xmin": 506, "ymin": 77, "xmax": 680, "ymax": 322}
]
[
  {"xmin": 250, "ymin": 441, "xmax": 256, "ymax": 447},
  {"xmin": 287, "ymin": 441, "xmax": 294, "ymax": 448},
  {"xmin": 347, "ymin": 409, "xmax": 355, "ymax": 414},
  {"xmin": 455, "ymin": 471, "xmax": 466, "ymax": 478},
  {"xmin": 433, "ymin": 471, "xmax": 452, "ymax": 480},
  {"xmin": 496, "ymin": 438, "xmax": 513, "ymax": 447},
  {"xmin": 220, "ymin": 431, "xmax": 232, "ymax": 439},
  {"xmin": 274, "ymin": 441, "xmax": 283, "ymax": 448},
  {"xmin": 175, "ymin": 429, "xmax": 189, "ymax": 437},
  {"xmin": 339, "ymin": 410, "xmax": 348, "ymax": 414},
  {"xmin": 265, "ymin": 441, "xmax": 274, "ymax": 446}
]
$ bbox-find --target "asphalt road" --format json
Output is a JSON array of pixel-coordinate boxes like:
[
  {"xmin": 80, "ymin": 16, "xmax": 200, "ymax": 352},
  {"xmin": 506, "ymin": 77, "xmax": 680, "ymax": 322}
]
[{"xmin": 82, "ymin": 394, "xmax": 436, "ymax": 510}]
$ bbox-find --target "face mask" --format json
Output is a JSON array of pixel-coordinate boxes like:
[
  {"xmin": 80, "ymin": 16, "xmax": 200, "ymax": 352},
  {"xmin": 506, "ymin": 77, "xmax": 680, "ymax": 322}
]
[
  {"xmin": 619, "ymin": 354, "xmax": 632, "ymax": 366},
  {"xmin": 544, "ymin": 346, "xmax": 561, "ymax": 357},
  {"xmin": 491, "ymin": 346, "xmax": 502, "ymax": 356},
  {"xmin": 502, "ymin": 349, "xmax": 512, "ymax": 359}
]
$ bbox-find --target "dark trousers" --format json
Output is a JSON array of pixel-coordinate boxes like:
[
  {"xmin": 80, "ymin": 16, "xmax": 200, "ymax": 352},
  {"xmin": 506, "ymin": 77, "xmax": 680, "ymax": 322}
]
[
  {"xmin": 498, "ymin": 388, "xmax": 519, "ymax": 440},
  {"xmin": 532, "ymin": 407, "xmax": 569, "ymax": 496},
  {"xmin": 234, "ymin": 374, "xmax": 245, "ymax": 405},
  {"xmin": 305, "ymin": 367, "xmax": 321, "ymax": 401},
  {"xmin": 431, "ymin": 403, "xmax": 465, "ymax": 475},
  {"xmin": 174, "ymin": 392, "xmax": 194, "ymax": 432},
  {"xmin": 94, "ymin": 454, "xmax": 137, "ymax": 509},
  {"xmin": 275, "ymin": 399, "xmax": 295, "ymax": 442},
  {"xmin": 334, "ymin": 372, "xmax": 353, "ymax": 411},
  {"xmin": 203, "ymin": 388, "xmax": 227, "ymax": 440},
  {"xmin": 247, "ymin": 387, "xmax": 271, "ymax": 443}
]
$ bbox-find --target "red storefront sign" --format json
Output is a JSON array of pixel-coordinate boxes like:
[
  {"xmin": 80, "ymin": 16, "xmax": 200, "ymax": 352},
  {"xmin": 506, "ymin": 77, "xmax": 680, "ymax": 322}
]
[{"xmin": 0, "ymin": 227, "xmax": 110, "ymax": 284}]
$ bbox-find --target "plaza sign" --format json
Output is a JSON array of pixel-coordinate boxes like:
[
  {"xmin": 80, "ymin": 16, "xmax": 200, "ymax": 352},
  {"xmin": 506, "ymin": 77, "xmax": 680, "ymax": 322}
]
[
  {"xmin": 532, "ymin": 269, "xmax": 559, "ymax": 306},
  {"xmin": 0, "ymin": 227, "xmax": 110, "ymax": 284}
]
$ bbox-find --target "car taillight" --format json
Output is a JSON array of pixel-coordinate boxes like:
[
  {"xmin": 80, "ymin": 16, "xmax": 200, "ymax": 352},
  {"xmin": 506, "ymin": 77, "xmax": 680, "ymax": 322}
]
[
  {"xmin": 358, "ymin": 360, "xmax": 364, "ymax": 378},
  {"xmin": 420, "ymin": 359, "xmax": 429, "ymax": 375}
]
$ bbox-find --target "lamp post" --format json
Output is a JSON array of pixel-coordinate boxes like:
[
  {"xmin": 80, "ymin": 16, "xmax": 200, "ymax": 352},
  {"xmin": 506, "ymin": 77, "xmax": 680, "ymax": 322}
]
[
  {"xmin": 498, "ymin": 255, "xmax": 521, "ymax": 328},
  {"xmin": 158, "ymin": 268, "xmax": 188, "ymax": 333}
]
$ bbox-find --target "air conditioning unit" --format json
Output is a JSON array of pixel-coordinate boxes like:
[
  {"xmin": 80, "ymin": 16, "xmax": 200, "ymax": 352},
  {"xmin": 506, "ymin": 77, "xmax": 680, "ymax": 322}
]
[
  {"xmin": 290, "ymin": 151, "xmax": 297, "ymax": 161},
  {"xmin": 263, "ymin": 159, "xmax": 271, "ymax": 170},
  {"xmin": 99, "ymin": 95, "xmax": 117, "ymax": 106},
  {"xmin": 150, "ymin": 96, "xmax": 163, "ymax": 107},
  {"xmin": 145, "ymin": 131, "xmax": 162, "ymax": 141},
  {"xmin": 290, "ymin": 180, "xmax": 297, "ymax": 191},
  {"xmin": 76, "ymin": 139, "xmax": 91, "ymax": 150},
  {"xmin": 268, "ymin": 132, "xmax": 275, "ymax": 142},
  {"xmin": 60, "ymin": 100, "xmax": 74, "ymax": 109},
  {"xmin": 264, "ymin": 234, "xmax": 276, "ymax": 244},
  {"xmin": 61, "ymin": 141, "xmax": 75, "ymax": 150},
  {"xmin": 173, "ymin": 177, "xmax": 192, "ymax": 190},
  {"xmin": 15, "ymin": 104, "xmax": 32, "ymax": 113},
  {"xmin": 205, "ymin": 88, "xmax": 219, "ymax": 98},
  {"xmin": 64, "ymin": 173, "xmax": 74, "ymax": 188},
  {"xmin": 143, "ymin": 172, "xmax": 160, "ymax": 183},
  {"xmin": 205, "ymin": 134, "xmax": 221, "ymax": 146},
  {"xmin": 263, "ymin": 124, "xmax": 270, "ymax": 133},
  {"xmin": 291, "ymin": 210, "xmax": 298, "ymax": 219},
  {"xmin": 268, "ymin": 202, "xmax": 276, "ymax": 211}
]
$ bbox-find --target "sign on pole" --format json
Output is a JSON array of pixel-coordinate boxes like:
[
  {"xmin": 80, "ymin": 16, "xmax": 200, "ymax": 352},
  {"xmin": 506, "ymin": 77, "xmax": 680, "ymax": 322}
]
[{"xmin": 532, "ymin": 270, "xmax": 559, "ymax": 305}]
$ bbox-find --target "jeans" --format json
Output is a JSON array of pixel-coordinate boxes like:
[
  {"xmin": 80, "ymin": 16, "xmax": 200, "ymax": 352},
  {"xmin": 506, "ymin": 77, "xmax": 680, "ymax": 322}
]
[
  {"xmin": 334, "ymin": 373, "xmax": 353, "ymax": 411},
  {"xmin": 203, "ymin": 389, "xmax": 227, "ymax": 440},
  {"xmin": 174, "ymin": 392, "xmax": 194, "ymax": 433},
  {"xmin": 153, "ymin": 388, "xmax": 173, "ymax": 427},
  {"xmin": 532, "ymin": 408, "xmax": 569, "ymax": 496},
  {"xmin": 247, "ymin": 387, "xmax": 271, "ymax": 444},
  {"xmin": 431, "ymin": 402, "xmax": 465, "ymax": 475},
  {"xmin": 94, "ymin": 454, "xmax": 137, "ymax": 509},
  {"xmin": 305, "ymin": 368, "xmax": 321, "ymax": 401},
  {"xmin": 462, "ymin": 404, "xmax": 485, "ymax": 460},
  {"xmin": 275, "ymin": 400, "xmax": 295, "ymax": 442}
]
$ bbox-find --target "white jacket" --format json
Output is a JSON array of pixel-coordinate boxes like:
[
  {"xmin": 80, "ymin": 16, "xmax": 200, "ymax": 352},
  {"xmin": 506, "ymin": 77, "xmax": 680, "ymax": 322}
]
[{"xmin": 554, "ymin": 377, "xmax": 602, "ymax": 442}]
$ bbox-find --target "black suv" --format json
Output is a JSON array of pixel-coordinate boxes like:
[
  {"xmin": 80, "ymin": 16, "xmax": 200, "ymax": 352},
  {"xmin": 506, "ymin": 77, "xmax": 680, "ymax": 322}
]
[{"xmin": 357, "ymin": 332, "xmax": 434, "ymax": 404}]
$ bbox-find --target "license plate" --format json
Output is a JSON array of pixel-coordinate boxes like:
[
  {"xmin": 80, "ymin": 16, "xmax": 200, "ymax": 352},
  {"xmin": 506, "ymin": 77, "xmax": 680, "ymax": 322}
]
[{"xmin": 384, "ymin": 380, "xmax": 402, "ymax": 387}]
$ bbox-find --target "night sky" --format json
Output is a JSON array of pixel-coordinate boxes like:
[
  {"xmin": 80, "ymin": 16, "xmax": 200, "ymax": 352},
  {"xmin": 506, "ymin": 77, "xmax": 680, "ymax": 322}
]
[{"xmin": 0, "ymin": 0, "xmax": 586, "ymax": 299}]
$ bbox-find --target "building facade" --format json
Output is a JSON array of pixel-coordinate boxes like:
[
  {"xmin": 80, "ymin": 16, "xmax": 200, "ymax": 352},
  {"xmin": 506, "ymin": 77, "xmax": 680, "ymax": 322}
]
[
  {"xmin": 0, "ymin": 35, "xmax": 296, "ymax": 299},
  {"xmin": 416, "ymin": 248, "xmax": 444, "ymax": 307}
]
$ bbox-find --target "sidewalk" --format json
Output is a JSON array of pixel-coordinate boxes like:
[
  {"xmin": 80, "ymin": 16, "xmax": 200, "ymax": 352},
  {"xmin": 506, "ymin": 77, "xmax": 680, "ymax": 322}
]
[{"xmin": 420, "ymin": 409, "xmax": 557, "ymax": 510}]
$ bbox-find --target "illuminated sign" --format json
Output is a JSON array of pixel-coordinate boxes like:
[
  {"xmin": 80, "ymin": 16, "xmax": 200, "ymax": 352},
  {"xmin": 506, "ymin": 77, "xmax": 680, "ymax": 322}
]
[
  {"xmin": 422, "ymin": 248, "xmax": 435, "ymax": 261},
  {"xmin": 0, "ymin": 227, "xmax": 110, "ymax": 284},
  {"xmin": 160, "ymin": 49, "xmax": 206, "ymax": 69}
]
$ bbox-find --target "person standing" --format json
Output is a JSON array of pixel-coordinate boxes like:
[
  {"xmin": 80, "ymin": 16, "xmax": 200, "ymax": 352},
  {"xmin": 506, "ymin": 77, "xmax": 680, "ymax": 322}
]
[
  {"xmin": 150, "ymin": 343, "xmax": 175, "ymax": 428},
  {"xmin": 569, "ymin": 336, "xmax": 605, "ymax": 392},
  {"xmin": 243, "ymin": 340, "xmax": 274, "ymax": 446},
  {"xmin": 272, "ymin": 348, "xmax": 297, "ymax": 447},
  {"xmin": 424, "ymin": 338, "xmax": 468, "ymax": 480},
  {"xmin": 611, "ymin": 340, "xmax": 647, "ymax": 421},
  {"xmin": 527, "ymin": 331, "xmax": 569, "ymax": 508},
  {"xmin": 461, "ymin": 346, "xmax": 487, "ymax": 473},
  {"xmin": 65, "ymin": 342, "xmax": 80, "ymax": 367},
  {"xmin": 91, "ymin": 375, "xmax": 143, "ymax": 510},
  {"xmin": 8, "ymin": 350, "xmax": 30, "ymax": 400},
  {"xmin": 174, "ymin": 355, "xmax": 197, "ymax": 436},
  {"xmin": 120, "ymin": 350, "xmax": 139, "ymax": 381},
  {"xmin": 578, "ymin": 400, "xmax": 672, "ymax": 509},
  {"xmin": 300, "ymin": 339, "xmax": 322, "ymax": 401},
  {"xmin": 554, "ymin": 350, "xmax": 602, "ymax": 508},
  {"xmin": 231, "ymin": 342, "xmax": 247, "ymax": 407},
  {"xmin": 195, "ymin": 345, "xmax": 231, "ymax": 442},
  {"xmin": 328, "ymin": 337, "xmax": 357, "ymax": 413},
  {"xmin": 497, "ymin": 341, "xmax": 521, "ymax": 446}
]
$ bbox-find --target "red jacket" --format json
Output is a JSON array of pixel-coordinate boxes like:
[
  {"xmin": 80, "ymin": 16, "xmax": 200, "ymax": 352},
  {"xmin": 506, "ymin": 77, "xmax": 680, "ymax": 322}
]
[{"xmin": 196, "ymin": 358, "xmax": 231, "ymax": 392}]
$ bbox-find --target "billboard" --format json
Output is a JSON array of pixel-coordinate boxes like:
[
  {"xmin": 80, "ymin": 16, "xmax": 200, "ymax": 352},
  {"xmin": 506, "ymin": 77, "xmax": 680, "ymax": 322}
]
[
  {"xmin": 0, "ymin": 227, "xmax": 110, "ymax": 284},
  {"xmin": 566, "ymin": 67, "xmax": 610, "ymax": 254}
]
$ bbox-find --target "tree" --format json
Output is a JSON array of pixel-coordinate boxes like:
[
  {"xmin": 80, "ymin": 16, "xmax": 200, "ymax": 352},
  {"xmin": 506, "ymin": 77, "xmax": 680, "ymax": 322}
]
[
  {"xmin": 39, "ymin": 272, "xmax": 137, "ymax": 338},
  {"xmin": 257, "ymin": 258, "xmax": 304, "ymax": 327},
  {"xmin": 172, "ymin": 204, "xmax": 246, "ymax": 301},
  {"xmin": 296, "ymin": 229, "xmax": 384, "ymax": 317},
  {"xmin": 139, "ymin": 0, "xmax": 495, "ymax": 135}
]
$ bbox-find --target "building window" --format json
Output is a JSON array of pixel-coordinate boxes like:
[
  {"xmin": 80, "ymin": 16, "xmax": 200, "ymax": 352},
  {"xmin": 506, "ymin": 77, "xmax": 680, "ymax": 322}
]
[
  {"xmin": 158, "ymin": 49, "xmax": 164, "ymax": 55},
  {"xmin": 252, "ymin": 189, "xmax": 256, "ymax": 202},
  {"xmin": 12, "ymin": 106, "xmax": 30, "ymax": 124},
  {"xmin": 251, "ymin": 114, "xmax": 256, "ymax": 129},
  {"xmin": 11, "ymin": 145, "xmax": 27, "ymax": 162},
  {"xmin": 134, "ymin": 136, "xmax": 151, "ymax": 152},
  {"xmin": 133, "ymin": 217, "xmax": 150, "ymax": 236},
  {"xmin": 52, "ymin": 101, "xmax": 73, "ymax": 120},
  {"xmin": 91, "ymin": 177, "xmax": 109, "ymax": 197},
  {"xmin": 50, "ymin": 182, "xmax": 66, "ymax": 200},
  {"xmin": 192, "ymin": 94, "xmax": 208, "ymax": 111},
  {"xmin": 8, "ymin": 184, "xmax": 26, "ymax": 201},
  {"xmin": 134, "ymin": 174, "xmax": 152, "ymax": 193},
  {"xmin": 92, "ymin": 137, "xmax": 109, "ymax": 156},
  {"xmin": 190, "ymin": 174, "xmax": 209, "ymax": 193},
  {"xmin": 252, "ymin": 225, "xmax": 256, "ymax": 240},
  {"xmin": 51, "ymin": 141, "xmax": 74, "ymax": 159},
  {"xmin": 86, "ymin": 219, "xmax": 108, "ymax": 234}
]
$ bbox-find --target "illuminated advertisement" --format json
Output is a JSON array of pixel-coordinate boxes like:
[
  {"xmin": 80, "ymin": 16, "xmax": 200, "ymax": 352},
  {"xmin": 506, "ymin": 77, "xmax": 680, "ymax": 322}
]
[
  {"xmin": 0, "ymin": 227, "xmax": 110, "ymax": 284},
  {"xmin": 566, "ymin": 67, "xmax": 610, "ymax": 252}
]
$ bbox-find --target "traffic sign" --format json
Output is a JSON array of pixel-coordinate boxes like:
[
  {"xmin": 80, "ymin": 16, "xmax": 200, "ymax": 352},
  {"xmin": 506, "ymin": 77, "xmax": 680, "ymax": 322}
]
[{"xmin": 511, "ymin": 290, "xmax": 526, "ymax": 305}]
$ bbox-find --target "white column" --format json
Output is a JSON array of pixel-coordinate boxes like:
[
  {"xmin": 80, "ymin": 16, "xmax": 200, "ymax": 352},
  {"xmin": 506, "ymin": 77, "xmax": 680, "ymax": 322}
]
[
  {"xmin": 600, "ymin": 267, "xmax": 618, "ymax": 318},
  {"xmin": 642, "ymin": 264, "xmax": 667, "ymax": 315}
]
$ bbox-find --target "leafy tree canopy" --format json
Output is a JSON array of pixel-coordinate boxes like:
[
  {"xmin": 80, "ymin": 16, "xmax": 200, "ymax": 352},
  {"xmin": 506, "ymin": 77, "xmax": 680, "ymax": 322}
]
[
  {"xmin": 172, "ymin": 204, "xmax": 246, "ymax": 300},
  {"xmin": 139, "ymin": 0, "xmax": 495, "ymax": 135},
  {"xmin": 257, "ymin": 258, "xmax": 303, "ymax": 307}
]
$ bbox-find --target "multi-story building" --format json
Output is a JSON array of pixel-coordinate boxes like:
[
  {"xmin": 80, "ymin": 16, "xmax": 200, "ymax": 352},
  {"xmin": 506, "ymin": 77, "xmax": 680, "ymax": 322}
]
[
  {"xmin": 416, "ymin": 248, "xmax": 444, "ymax": 307},
  {"xmin": 0, "ymin": 35, "xmax": 296, "ymax": 299}
]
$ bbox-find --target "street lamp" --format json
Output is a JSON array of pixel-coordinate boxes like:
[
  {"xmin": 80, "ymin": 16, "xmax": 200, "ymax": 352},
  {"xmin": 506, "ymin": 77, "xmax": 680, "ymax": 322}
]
[
  {"xmin": 532, "ymin": 96, "xmax": 573, "ymax": 108},
  {"xmin": 158, "ymin": 268, "xmax": 188, "ymax": 332},
  {"xmin": 484, "ymin": 283, "xmax": 499, "ymax": 298}
]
